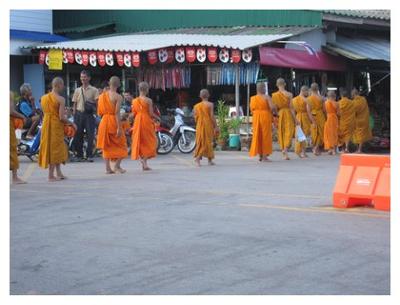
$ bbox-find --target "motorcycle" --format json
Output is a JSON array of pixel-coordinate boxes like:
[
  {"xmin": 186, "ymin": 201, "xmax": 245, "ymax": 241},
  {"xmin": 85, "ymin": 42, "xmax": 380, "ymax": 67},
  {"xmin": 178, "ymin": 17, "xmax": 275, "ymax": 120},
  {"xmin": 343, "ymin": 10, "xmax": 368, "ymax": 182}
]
[
  {"xmin": 17, "ymin": 125, "xmax": 41, "ymax": 161},
  {"xmin": 156, "ymin": 108, "xmax": 196, "ymax": 155}
]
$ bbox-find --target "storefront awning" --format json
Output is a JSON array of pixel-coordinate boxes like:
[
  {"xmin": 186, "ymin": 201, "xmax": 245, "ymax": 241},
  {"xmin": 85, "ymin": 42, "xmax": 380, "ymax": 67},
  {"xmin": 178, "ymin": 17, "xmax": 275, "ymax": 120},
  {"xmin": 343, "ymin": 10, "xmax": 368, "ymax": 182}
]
[
  {"xmin": 259, "ymin": 46, "xmax": 347, "ymax": 71},
  {"xmin": 24, "ymin": 26, "xmax": 317, "ymax": 52},
  {"xmin": 324, "ymin": 35, "xmax": 390, "ymax": 62},
  {"xmin": 11, "ymin": 30, "xmax": 69, "ymax": 42}
]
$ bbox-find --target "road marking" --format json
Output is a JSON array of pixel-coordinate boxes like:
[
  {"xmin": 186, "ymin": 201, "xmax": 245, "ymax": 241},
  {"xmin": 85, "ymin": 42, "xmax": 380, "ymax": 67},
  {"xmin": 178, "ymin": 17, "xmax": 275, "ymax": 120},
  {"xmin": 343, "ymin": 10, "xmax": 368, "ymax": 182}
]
[
  {"xmin": 21, "ymin": 163, "xmax": 37, "ymax": 181},
  {"xmin": 203, "ymin": 190, "xmax": 329, "ymax": 200},
  {"xmin": 237, "ymin": 203, "xmax": 390, "ymax": 219},
  {"xmin": 171, "ymin": 154, "xmax": 196, "ymax": 167}
]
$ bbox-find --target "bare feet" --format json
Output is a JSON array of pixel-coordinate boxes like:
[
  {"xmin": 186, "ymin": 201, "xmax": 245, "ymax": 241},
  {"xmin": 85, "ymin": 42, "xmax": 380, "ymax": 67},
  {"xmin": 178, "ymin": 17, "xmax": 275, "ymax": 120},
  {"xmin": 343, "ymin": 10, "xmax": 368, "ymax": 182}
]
[
  {"xmin": 262, "ymin": 156, "xmax": 272, "ymax": 162},
  {"xmin": 106, "ymin": 169, "xmax": 115, "ymax": 174},
  {"xmin": 114, "ymin": 167, "xmax": 126, "ymax": 174},
  {"xmin": 48, "ymin": 176, "xmax": 61, "ymax": 182},
  {"xmin": 194, "ymin": 159, "xmax": 201, "ymax": 167},
  {"xmin": 208, "ymin": 161, "xmax": 216, "ymax": 166},
  {"xmin": 56, "ymin": 175, "xmax": 67, "ymax": 180},
  {"xmin": 283, "ymin": 152, "xmax": 290, "ymax": 160},
  {"xmin": 13, "ymin": 177, "xmax": 27, "ymax": 184}
]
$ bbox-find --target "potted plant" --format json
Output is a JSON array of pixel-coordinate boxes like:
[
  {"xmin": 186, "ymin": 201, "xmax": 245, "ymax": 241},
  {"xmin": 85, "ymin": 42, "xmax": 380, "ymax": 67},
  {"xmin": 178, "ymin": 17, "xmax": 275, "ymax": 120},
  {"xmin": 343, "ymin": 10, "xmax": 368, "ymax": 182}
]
[
  {"xmin": 228, "ymin": 117, "xmax": 242, "ymax": 150},
  {"xmin": 216, "ymin": 99, "xmax": 229, "ymax": 150}
]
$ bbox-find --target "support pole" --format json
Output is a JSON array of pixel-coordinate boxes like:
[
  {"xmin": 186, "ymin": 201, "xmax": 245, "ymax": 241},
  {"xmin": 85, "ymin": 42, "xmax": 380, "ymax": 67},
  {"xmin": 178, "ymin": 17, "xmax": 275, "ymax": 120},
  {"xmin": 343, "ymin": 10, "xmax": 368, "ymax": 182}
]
[
  {"xmin": 66, "ymin": 64, "xmax": 70, "ymax": 107},
  {"xmin": 122, "ymin": 68, "xmax": 126, "ymax": 92},
  {"xmin": 246, "ymin": 82, "xmax": 250, "ymax": 135},
  {"xmin": 235, "ymin": 64, "xmax": 240, "ymax": 118}
]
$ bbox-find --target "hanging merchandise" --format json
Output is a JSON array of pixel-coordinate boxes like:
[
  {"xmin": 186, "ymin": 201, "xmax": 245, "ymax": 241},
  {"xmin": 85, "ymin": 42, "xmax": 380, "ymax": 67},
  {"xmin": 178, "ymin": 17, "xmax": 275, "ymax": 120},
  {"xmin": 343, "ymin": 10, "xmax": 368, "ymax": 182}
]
[
  {"xmin": 81, "ymin": 51, "xmax": 89, "ymax": 66},
  {"xmin": 105, "ymin": 52, "xmax": 114, "ymax": 66},
  {"xmin": 136, "ymin": 66, "xmax": 191, "ymax": 91},
  {"xmin": 89, "ymin": 52, "xmax": 97, "ymax": 67},
  {"xmin": 124, "ymin": 53, "xmax": 132, "ymax": 67},
  {"xmin": 39, "ymin": 50, "xmax": 47, "ymax": 64},
  {"xmin": 62, "ymin": 51, "xmax": 68, "ymax": 64},
  {"xmin": 74, "ymin": 51, "xmax": 83, "ymax": 65},
  {"xmin": 132, "ymin": 52, "xmax": 140, "ymax": 68},
  {"xmin": 115, "ymin": 52, "xmax": 124, "ymax": 67},
  {"xmin": 196, "ymin": 47, "xmax": 206, "ymax": 63},
  {"xmin": 186, "ymin": 47, "xmax": 196, "ymax": 63},
  {"xmin": 219, "ymin": 48, "xmax": 230, "ymax": 63},
  {"xmin": 45, "ymin": 53, "xmax": 50, "ymax": 66},
  {"xmin": 242, "ymin": 49, "xmax": 253, "ymax": 63},
  {"xmin": 147, "ymin": 50, "xmax": 158, "ymax": 65},
  {"xmin": 231, "ymin": 49, "xmax": 241, "ymax": 63},
  {"xmin": 66, "ymin": 50, "xmax": 74, "ymax": 63},
  {"xmin": 158, "ymin": 49, "xmax": 168, "ymax": 63},
  {"xmin": 175, "ymin": 48, "xmax": 185, "ymax": 63},
  {"xmin": 206, "ymin": 63, "xmax": 260, "ymax": 86},
  {"xmin": 166, "ymin": 48, "xmax": 174, "ymax": 64},
  {"xmin": 97, "ymin": 52, "xmax": 106, "ymax": 67},
  {"xmin": 208, "ymin": 47, "xmax": 218, "ymax": 63}
]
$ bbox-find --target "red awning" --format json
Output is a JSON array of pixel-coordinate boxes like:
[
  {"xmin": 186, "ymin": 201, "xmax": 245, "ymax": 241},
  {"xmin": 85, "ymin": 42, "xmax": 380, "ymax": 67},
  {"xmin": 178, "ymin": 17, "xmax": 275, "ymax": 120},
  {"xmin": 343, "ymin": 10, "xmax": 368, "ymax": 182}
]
[{"xmin": 259, "ymin": 46, "xmax": 347, "ymax": 72}]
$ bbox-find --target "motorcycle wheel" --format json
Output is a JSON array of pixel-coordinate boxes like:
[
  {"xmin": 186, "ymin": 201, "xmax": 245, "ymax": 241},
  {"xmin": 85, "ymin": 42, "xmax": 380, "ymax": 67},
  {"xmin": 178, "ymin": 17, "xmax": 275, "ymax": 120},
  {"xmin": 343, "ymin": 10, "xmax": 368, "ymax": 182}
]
[
  {"xmin": 157, "ymin": 131, "xmax": 174, "ymax": 155},
  {"xmin": 177, "ymin": 131, "xmax": 196, "ymax": 154}
]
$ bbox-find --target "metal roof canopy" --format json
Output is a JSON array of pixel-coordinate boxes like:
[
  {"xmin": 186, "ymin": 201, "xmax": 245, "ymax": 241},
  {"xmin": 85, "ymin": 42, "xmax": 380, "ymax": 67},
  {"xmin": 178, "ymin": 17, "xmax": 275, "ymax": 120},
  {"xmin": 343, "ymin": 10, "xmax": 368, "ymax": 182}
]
[
  {"xmin": 24, "ymin": 27, "xmax": 317, "ymax": 52},
  {"xmin": 325, "ymin": 35, "xmax": 390, "ymax": 62}
]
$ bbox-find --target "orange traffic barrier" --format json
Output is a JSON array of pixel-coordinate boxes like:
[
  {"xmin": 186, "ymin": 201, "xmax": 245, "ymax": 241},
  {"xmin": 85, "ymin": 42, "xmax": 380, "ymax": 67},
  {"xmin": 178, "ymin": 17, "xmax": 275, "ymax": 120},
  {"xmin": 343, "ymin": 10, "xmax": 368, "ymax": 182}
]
[{"xmin": 333, "ymin": 154, "xmax": 390, "ymax": 211}]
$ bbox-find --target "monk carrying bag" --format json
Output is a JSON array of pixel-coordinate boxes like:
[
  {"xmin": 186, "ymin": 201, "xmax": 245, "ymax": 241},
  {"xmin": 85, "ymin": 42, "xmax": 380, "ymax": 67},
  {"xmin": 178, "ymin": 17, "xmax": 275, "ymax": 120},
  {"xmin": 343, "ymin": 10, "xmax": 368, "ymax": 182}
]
[{"xmin": 82, "ymin": 88, "xmax": 97, "ymax": 114}]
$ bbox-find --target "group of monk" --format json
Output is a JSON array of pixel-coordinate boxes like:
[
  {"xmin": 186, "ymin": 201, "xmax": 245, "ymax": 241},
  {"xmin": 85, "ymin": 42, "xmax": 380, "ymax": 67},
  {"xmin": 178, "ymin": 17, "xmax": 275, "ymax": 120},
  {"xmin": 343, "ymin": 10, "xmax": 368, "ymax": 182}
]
[
  {"xmin": 10, "ymin": 75, "xmax": 373, "ymax": 184},
  {"xmin": 248, "ymin": 78, "xmax": 373, "ymax": 161}
]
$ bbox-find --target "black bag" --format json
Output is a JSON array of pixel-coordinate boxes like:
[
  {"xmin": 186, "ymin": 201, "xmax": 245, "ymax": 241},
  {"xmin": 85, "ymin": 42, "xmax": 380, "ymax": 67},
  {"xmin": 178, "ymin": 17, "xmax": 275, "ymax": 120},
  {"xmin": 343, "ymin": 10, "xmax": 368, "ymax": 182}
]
[{"xmin": 82, "ymin": 87, "xmax": 97, "ymax": 114}]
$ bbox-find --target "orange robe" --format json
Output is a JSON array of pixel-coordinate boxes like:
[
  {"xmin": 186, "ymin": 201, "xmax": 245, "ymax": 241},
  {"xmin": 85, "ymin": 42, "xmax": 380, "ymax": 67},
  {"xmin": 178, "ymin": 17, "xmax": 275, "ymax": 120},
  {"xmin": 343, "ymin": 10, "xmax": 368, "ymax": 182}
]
[
  {"xmin": 271, "ymin": 91, "xmax": 295, "ymax": 150},
  {"xmin": 96, "ymin": 92, "xmax": 128, "ymax": 160},
  {"xmin": 249, "ymin": 95, "xmax": 272, "ymax": 156},
  {"xmin": 324, "ymin": 100, "xmax": 339, "ymax": 150},
  {"xmin": 308, "ymin": 95, "xmax": 326, "ymax": 147},
  {"xmin": 10, "ymin": 117, "xmax": 19, "ymax": 170},
  {"xmin": 292, "ymin": 95, "xmax": 312, "ymax": 154},
  {"xmin": 194, "ymin": 101, "xmax": 215, "ymax": 159},
  {"xmin": 121, "ymin": 120, "xmax": 131, "ymax": 133},
  {"xmin": 353, "ymin": 96, "xmax": 373, "ymax": 144},
  {"xmin": 131, "ymin": 97, "xmax": 157, "ymax": 160},
  {"xmin": 38, "ymin": 93, "xmax": 68, "ymax": 168},
  {"xmin": 338, "ymin": 97, "xmax": 356, "ymax": 145}
]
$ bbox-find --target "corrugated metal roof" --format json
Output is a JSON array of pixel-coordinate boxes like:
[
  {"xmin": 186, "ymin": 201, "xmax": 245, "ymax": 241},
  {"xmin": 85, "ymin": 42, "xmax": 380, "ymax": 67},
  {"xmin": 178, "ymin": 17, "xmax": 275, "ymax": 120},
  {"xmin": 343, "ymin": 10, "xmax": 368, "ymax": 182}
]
[
  {"xmin": 54, "ymin": 22, "xmax": 115, "ymax": 34},
  {"xmin": 326, "ymin": 35, "xmax": 390, "ymax": 61},
  {"xmin": 25, "ymin": 26, "xmax": 316, "ymax": 52},
  {"xmin": 322, "ymin": 10, "xmax": 390, "ymax": 21}
]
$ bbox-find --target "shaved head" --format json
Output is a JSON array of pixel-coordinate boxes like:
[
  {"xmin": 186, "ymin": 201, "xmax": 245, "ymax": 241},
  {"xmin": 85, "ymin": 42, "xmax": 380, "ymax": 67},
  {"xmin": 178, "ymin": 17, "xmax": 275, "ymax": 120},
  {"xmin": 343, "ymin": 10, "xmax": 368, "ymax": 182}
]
[
  {"xmin": 327, "ymin": 90, "xmax": 336, "ymax": 99},
  {"xmin": 310, "ymin": 83, "xmax": 319, "ymax": 92},
  {"xmin": 351, "ymin": 88, "xmax": 359, "ymax": 98},
  {"xmin": 52, "ymin": 77, "xmax": 64, "ymax": 93},
  {"xmin": 52, "ymin": 77, "xmax": 64, "ymax": 88},
  {"xmin": 256, "ymin": 82, "xmax": 266, "ymax": 94},
  {"xmin": 339, "ymin": 87, "xmax": 348, "ymax": 98},
  {"xmin": 300, "ymin": 86, "xmax": 309, "ymax": 97},
  {"xmin": 109, "ymin": 76, "xmax": 121, "ymax": 88},
  {"xmin": 138, "ymin": 82, "xmax": 149, "ymax": 95},
  {"xmin": 200, "ymin": 89, "xmax": 210, "ymax": 100},
  {"xmin": 276, "ymin": 78, "xmax": 286, "ymax": 87}
]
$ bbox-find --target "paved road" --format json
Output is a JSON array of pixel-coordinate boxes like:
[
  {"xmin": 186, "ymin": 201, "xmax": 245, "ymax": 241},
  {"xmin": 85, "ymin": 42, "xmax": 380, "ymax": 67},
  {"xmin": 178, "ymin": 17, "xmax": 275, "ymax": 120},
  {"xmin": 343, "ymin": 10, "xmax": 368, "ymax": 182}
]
[{"xmin": 10, "ymin": 151, "xmax": 390, "ymax": 294}]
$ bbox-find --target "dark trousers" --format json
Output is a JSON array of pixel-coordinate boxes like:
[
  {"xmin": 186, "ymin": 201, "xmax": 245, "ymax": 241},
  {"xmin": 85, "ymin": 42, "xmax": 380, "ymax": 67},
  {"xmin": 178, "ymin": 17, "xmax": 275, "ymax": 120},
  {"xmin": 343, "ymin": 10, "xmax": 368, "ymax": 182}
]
[{"xmin": 74, "ymin": 111, "xmax": 95, "ymax": 158}]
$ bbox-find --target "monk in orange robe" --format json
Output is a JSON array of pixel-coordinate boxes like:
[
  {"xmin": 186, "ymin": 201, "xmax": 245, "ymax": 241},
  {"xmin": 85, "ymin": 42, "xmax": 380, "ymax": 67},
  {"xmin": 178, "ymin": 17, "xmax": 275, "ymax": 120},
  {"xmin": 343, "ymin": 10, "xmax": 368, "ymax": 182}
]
[
  {"xmin": 97, "ymin": 76, "xmax": 128, "ymax": 174},
  {"xmin": 308, "ymin": 83, "xmax": 326, "ymax": 155},
  {"xmin": 324, "ymin": 90, "xmax": 339, "ymax": 155},
  {"xmin": 351, "ymin": 88, "xmax": 373, "ymax": 153},
  {"xmin": 338, "ymin": 87, "xmax": 356, "ymax": 153},
  {"xmin": 292, "ymin": 86, "xmax": 316, "ymax": 158},
  {"xmin": 38, "ymin": 77, "xmax": 76, "ymax": 182},
  {"xmin": 193, "ymin": 89, "xmax": 218, "ymax": 166},
  {"xmin": 249, "ymin": 82, "xmax": 275, "ymax": 161},
  {"xmin": 131, "ymin": 82, "xmax": 160, "ymax": 170},
  {"xmin": 271, "ymin": 78, "xmax": 299, "ymax": 160},
  {"xmin": 10, "ymin": 92, "xmax": 27, "ymax": 184}
]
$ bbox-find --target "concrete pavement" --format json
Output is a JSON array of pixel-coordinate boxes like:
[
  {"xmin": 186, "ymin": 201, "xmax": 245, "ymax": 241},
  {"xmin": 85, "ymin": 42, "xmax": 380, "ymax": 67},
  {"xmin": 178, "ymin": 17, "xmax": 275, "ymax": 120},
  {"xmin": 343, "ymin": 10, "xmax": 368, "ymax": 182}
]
[{"xmin": 10, "ymin": 151, "xmax": 390, "ymax": 294}]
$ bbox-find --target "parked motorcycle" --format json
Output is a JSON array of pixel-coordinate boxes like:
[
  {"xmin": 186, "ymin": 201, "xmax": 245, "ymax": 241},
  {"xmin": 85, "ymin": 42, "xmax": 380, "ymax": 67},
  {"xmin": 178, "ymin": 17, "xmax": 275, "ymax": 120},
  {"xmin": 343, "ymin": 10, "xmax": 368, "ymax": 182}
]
[
  {"xmin": 156, "ymin": 108, "xmax": 196, "ymax": 154},
  {"xmin": 17, "ymin": 125, "xmax": 41, "ymax": 161}
]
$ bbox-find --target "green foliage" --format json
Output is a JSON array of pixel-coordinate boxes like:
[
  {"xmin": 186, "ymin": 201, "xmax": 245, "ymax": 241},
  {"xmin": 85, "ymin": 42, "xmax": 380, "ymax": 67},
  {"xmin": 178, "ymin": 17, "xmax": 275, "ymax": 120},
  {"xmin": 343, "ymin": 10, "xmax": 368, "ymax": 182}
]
[
  {"xmin": 229, "ymin": 117, "xmax": 242, "ymax": 134},
  {"xmin": 216, "ymin": 99, "xmax": 229, "ymax": 142}
]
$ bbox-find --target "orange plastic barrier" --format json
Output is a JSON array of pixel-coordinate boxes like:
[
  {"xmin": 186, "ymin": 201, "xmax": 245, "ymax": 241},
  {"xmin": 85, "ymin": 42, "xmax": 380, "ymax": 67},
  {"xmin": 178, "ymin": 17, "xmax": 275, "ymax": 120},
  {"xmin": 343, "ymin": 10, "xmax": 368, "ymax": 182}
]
[{"xmin": 333, "ymin": 154, "xmax": 390, "ymax": 211}]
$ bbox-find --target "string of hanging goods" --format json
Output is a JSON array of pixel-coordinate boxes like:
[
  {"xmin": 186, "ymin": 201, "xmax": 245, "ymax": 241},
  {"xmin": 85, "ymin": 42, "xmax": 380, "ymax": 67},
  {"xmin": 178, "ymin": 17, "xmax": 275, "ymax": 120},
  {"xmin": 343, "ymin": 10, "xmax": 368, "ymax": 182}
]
[
  {"xmin": 136, "ymin": 66, "xmax": 191, "ymax": 91},
  {"xmin": 206, "ymin": 62, "xmax": 260, "ymax": 86}
]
